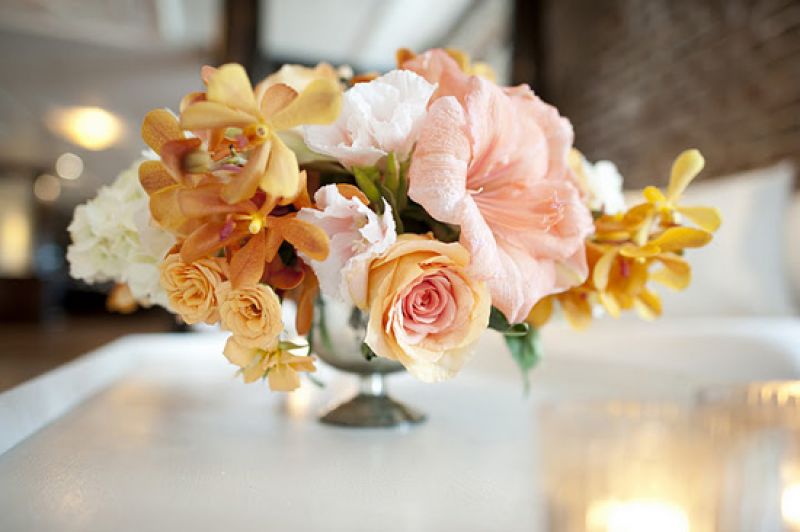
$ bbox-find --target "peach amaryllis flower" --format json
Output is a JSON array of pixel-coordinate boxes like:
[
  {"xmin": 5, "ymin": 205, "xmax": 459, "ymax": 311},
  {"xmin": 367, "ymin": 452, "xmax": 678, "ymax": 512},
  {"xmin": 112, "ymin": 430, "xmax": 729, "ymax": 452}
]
[
  {"xmin": 180, "ymin": 63, "xmax": 342, "ymax": 204},
  {"xmin": 403, "ymin": 50, "xmax": 594, "ymax": 324}
]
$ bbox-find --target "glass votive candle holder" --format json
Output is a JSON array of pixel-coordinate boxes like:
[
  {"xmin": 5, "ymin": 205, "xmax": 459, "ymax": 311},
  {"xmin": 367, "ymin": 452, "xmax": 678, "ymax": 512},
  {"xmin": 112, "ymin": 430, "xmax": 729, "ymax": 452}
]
[
  {"xmin": 538, "ymin": 400, "xmax": 719, "ymax": 532},
  {"xmin": 698, "ymin": 381, "xmax": 800, "ymax": 532}
]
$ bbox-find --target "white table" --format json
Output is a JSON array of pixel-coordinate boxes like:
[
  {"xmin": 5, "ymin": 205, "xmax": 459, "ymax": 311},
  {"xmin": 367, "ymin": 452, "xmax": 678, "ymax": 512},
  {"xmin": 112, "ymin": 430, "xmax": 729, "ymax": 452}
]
[{"xmin": 1, "ymin": 319, "xmax": 798, "ymax": 531}]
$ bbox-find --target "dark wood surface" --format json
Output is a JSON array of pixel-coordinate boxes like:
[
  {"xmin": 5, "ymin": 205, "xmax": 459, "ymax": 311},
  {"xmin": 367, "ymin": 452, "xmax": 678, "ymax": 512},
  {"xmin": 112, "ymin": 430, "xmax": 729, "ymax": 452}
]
[{"xmin": 0, "ymin": 312, "xmax": 174, "ymax": 393}]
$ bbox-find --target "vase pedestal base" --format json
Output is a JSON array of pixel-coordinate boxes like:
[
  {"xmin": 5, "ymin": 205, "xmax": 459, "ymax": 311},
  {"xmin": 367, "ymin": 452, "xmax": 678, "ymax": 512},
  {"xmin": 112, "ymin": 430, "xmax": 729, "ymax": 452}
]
[{"xmin": 320, "ymin": 394, "xmax": 426, "ymax": 428}]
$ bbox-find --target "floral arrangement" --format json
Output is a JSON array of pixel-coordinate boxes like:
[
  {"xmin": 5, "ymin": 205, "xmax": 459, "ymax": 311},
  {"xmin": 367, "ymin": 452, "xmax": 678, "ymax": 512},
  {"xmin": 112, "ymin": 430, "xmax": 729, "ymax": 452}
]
[{"xmin": 68, "ymin": 48, "xmax": 720, "ymax": 391}]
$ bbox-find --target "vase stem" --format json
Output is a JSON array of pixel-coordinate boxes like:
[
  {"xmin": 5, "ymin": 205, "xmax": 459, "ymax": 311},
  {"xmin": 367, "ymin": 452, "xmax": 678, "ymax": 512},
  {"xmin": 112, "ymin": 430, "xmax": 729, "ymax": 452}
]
[{"xmin": 360, "ymin": 373, "xmax": 386, "ymax": 397}]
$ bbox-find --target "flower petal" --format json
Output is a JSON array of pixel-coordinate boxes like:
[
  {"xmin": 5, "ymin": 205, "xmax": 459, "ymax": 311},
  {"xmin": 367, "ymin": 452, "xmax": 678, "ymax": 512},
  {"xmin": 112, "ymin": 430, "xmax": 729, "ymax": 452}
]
[
  {"xmin": 651, "ymin": 253, "xmax": 691, "ymax": 291},
  {"xmin": 267, "ymin": 364, "xmax": 301, "ymax": 391},
  {"xmin": 141, "ymin": 109, "xmax": 183, "ymax": 155},
  {"xmin": 150, "ymin": 185, "xmax": 191, "ymax": 234},
  {"xmin": 160, "ymin": 138, "xmax": 202, "ymax": 181},
  {"xmin": 619, "ymin": 242, "xmax": 661, "ymax": 258},
  {"xmin": 263, "ymin": 227, "xmax": 284, "ymax": 263},
  {"xmin": 207, "ymin": 63, "xmax": 260, "ymax": 117},
  {"xmin": 598, "ymin": 291, "xmax": 621, "ymax": 318},
  {"xmin": 593, "ymin": 248, "xmax": 618, "ymax": 291},
  {"xmin": 181, "ymin": 101, "xmax": 256, "ymax": 131},
  {"xmin": 266, "ymin": 261, "xmax": 304, "ymax": 290},
  {"xmin": 560, "ymin": 292, "xmax": 593, "ymax": 331},
  {"xmin": 178, "ymin": 185, "xmax": 254, "ymax": 218},
  {"xmin": 643, "ymin": 185, "xmax": 666, "ymax": 205},
  {"xmin": 268, "ymin": 78, "xmax": 342, "ymax": 130},
  {"xmin": 634, "ymin": 289, "xmax": 662, "ymax": 320},
  {"xmin": 675, "ymin": 205, "xmax": 722, "ymax": 232},
  {"xmin": 221, "ymin": 141, "xmax": 272, "ymax": 204},
  {"xmin": 259, "ymin": 135, "xmax": 300, "ymax": 203},
  {"xmin": 407, "ymin": 96, "xmax": 470, "ymax": 224},
  {"xmin": 229, "ymin": 231, "xmax": 266, "ymax": 289},
  {"xmin": 271, "ymin": 216, "xmax": 329, "ymax": 261},
  {"xmin": 649, "ymin": 227, "xmax": 712, "ymax": 252},
  {"xmin": 335, "ymin": 183, "xmax": 370, "ymax": 205},
  {"xmin": 526, "ymin": 295, "xmax": 553, "ymax": 328},
  {"xmin": 293, "ymin": 269, "xmax": 317, "ymax": 335},
  {"xmin": 139, "ymin": 160, "xmax": 176, "ymax": 195},
  {"xmin": 260, "ymin": 83, "xmax": 298, "ymax": 120},
  {"xmin": 223, "ymin": 336, "xmax": 256, "ymax": 367},
  {"xmin": 180, "ymin": 221, "xmax": 246, "ymax": 263},
  {"xmin": 667, "ymin": 149, "xmax": 704, "ymax": 202}
]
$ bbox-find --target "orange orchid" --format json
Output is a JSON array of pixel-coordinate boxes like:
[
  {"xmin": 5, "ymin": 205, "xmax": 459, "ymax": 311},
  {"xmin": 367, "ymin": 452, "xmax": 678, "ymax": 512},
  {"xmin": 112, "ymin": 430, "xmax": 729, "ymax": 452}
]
[
  {"xmin": 180, "ymin": 63, "xmax": 342, "ymax": 204},
  {"xmin": 529, "ymin": 149, "xmax": 721, "ymax": 329},
  {"xmin": 396, "ymin": 47, "xmax": 496, "ymax": 82},
  {"xmin": 139, "ymin": 66, "xmax": 334, "ymax": 337}
]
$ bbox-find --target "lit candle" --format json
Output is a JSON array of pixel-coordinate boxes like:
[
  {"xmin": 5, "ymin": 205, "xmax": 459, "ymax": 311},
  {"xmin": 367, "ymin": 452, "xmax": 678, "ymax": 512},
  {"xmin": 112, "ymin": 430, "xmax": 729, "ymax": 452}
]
[
  {"xmin": 586, "ymin": 498, "xmax": 689, "ymax": 532},
  {"xmin": 784, "ymin": 483, "xmax": 800, "ymax": 529}
]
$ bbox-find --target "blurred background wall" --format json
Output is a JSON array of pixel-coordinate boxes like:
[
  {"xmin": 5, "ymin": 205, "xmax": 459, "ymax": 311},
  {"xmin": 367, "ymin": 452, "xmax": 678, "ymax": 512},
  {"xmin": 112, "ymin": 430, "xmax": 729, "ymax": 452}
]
[{"xmin": 518, "ymin": 0, "xmax": 800, "ymax": 188}]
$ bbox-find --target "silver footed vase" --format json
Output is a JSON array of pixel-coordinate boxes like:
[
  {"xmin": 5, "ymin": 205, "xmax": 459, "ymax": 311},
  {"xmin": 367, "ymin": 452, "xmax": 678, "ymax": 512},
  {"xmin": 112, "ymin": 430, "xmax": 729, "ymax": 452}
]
[{"xmin": 309, "ymin": 296, "xmax": 426, "ymax": 428}]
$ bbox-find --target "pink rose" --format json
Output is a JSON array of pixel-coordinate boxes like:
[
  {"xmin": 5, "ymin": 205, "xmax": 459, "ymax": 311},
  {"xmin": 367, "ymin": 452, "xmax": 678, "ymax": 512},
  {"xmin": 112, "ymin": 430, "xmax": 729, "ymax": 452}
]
[
  {"xmin": 365, "ymin": 235, "xmax": 490, "ymax": 383},
  {"xmin": 403, "ymin": 50, "xmax": 594, "ymax": 323}
]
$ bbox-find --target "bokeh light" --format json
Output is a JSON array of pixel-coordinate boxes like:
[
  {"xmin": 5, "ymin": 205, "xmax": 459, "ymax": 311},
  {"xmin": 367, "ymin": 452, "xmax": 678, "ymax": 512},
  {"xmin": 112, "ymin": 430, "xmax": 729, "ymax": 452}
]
[
  {"xmin": 33, "ymin": 174, "xmax": 61, "ymax": 202},
  {"xmin": 586, "ymin": 499, "xmax": 690, "ymax": 532},
  {"xmin": 48, "ymin": 106, "xmax": 124, "ymax": 151},
  {"xmin": 55, "ymin": 152, "xmax": 84, "ymax": 180},
  {"xmin": 783, "ymin": 483, "xmax": 800, "ymax": 527}
]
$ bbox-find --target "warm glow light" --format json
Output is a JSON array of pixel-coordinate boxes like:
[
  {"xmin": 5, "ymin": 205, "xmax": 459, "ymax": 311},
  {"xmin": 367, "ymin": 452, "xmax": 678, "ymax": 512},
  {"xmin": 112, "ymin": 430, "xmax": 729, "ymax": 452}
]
[
  {"xmin": 586, "ymin": 499, "xmax": 690, "ymax": 532},
  {"xmin": 0, "ymin": 210, "xmax": 31, "ymax": 276},
  {"xmin": 34, "ymin": 174, "xmax": 61, "ymax": 202},
  {"xmin": 55, "ymin": 152, "xmax": 83, "ymax": 180},
  {"xmin": 784, "ymin": 484, "xmax": 800, "ymax": 527},
  {"xmin": 285, "ymin": 381, "xmax": 313, "ymax": 418},
  {"xmin": 49, "ymin": 106, "xmax": 124, "ymax": 151}
]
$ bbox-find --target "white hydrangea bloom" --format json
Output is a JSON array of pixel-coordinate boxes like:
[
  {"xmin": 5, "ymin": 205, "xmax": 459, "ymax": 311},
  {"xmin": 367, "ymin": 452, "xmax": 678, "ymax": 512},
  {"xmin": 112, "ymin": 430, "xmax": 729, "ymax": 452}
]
[
  {"xmin": 570, "ymin": 150, "xmax": 626, "ymax": 215},
  {"xmin": 66, "ymin": 158, "xmax": 175, "ymax": 307},
  {"xmin": 303, "ymin": 70, "xmax": 436, "ymax": 168}
]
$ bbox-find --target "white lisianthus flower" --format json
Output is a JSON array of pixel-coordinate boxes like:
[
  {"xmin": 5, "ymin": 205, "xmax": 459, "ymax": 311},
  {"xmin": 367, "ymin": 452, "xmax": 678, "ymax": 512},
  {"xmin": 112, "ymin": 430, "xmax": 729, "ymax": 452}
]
[
  {"xmin": 569, "ymin": 149, "xmax": 626, "ymax": 215},
  {"xmin": 296, "ymin": 185, "xmax": 397, "ymax": 308},
  {"xmin": 67, "ymin": 158, "xmax": 175, "ymax": 307},
  {"xmin": 303, "ymin": 70, "xmax": 436, "ymax": 168}
]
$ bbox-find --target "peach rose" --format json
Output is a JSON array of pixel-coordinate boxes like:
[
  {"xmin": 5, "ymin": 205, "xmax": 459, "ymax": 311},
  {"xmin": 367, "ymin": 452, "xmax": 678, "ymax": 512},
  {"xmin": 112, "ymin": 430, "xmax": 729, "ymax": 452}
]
[
  {"xmin": 364, "ymin": 234, "xmax": 490, "ymax": 382},
  {"xmin": 160, "ymin": 253, "xmax": 227, "ymax": 324},
  {"xmin": 219, "ymin": 283, "xmax": 283, "ymax": 348}
]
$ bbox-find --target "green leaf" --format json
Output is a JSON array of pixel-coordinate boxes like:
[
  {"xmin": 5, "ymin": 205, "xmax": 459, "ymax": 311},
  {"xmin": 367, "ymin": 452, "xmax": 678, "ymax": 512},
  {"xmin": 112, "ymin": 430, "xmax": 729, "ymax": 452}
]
[
  {"xmin": 504, "ymin": 326, "xmax": 542, "ymax": 393},
  {"xmin": 397, "ymin": 158, "xmax": 411, "ymax": 212},
  {"xmin": 504, "ymin": 323, "xmax": 530, "ymax": 337},
  {"xmin": 361, "ymin": 342, "xmax": 377, "ymax": 361},
  {"xmin": 375, "ymin": 180, "xmax": 404, "ymax": 233},
  {"xmin": 315, "ymin": 296, "xmax": 335, "ymax": 354},
  {"xmin": 352, "ymin": 166, "xmax": 382, "ymax": 211},
  {"xmin": 489, "ymin": 306, "xmax": 511, "ymax": 332},
  {"xmin": 278, "ymin": 340, "xmax": 308, "ymax": 352},
  {"xmin": 384, "ymin": 152, "xmax": 399, "ymax": 192}
]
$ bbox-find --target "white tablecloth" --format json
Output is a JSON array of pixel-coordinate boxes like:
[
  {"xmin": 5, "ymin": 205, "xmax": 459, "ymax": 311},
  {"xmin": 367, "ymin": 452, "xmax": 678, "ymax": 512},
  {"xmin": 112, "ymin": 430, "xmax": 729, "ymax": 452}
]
[{"xmin": 1, "ymin": 318, "xmax": 798, "ymax": 531}]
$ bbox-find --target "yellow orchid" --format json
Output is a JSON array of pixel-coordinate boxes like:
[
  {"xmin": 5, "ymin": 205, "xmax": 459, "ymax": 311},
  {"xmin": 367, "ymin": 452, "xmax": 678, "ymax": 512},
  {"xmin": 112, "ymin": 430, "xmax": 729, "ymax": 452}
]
[
  {"xmin": 223, "ymin": 336, "xmax": 316, "ymax": 392},
  {"xmin": 642, "ymin": 150, "xmax": 722, "ymax": 232},
  {"xmin": 180, "ymin": 63, "xmax": 342, "ymax": 204},
  {"xmin": 529, "ymin": 149, "xmax": 721, "ymax": 329}
]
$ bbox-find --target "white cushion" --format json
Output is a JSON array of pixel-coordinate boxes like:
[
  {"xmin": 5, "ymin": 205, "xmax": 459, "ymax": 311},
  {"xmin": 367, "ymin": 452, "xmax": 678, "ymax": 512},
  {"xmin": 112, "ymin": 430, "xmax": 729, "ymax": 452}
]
[{"xmin": 625, "ymin": 161, "xmax": 797, "ymax": 316}]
